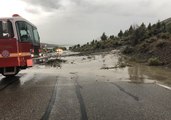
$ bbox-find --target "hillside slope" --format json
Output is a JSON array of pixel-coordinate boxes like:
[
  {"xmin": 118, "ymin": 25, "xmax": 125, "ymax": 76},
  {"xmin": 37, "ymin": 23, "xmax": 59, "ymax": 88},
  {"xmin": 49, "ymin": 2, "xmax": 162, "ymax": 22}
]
[{"xmin": 70, "ymin": 17, "xmax": 171, "ymax": 67}]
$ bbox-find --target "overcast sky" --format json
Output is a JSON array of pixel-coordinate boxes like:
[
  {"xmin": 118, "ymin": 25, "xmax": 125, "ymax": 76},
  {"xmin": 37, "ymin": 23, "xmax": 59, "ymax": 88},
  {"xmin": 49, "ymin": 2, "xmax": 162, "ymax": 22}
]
[{"xmin": 0, "ymin": 0, "xmax": 170, "ymax": 45}]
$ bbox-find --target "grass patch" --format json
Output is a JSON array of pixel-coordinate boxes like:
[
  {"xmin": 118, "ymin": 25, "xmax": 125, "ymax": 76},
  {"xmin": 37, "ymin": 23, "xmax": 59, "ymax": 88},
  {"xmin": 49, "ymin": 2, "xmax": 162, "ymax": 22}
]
[{"xmin": 148, "ymin": 57, "xmax": 163, "ymax": 66}]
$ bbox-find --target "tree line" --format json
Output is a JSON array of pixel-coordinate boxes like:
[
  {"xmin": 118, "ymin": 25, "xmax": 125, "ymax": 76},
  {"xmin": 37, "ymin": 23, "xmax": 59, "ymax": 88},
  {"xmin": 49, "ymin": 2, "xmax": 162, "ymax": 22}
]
[{"xmin": 69, "ymin": 20, "xmax": 171, "ymax": 52}]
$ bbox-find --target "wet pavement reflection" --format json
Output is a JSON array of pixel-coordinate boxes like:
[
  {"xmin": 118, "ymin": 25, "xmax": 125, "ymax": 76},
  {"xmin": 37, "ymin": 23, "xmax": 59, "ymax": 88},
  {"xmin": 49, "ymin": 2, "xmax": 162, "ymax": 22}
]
[
  {"xmin": 0, "ymin": 76, "xmax": 20, "ymax": 91},
  {"xmin": 128, "ymin": 63, "xmax": 171, "ymax": 85}
]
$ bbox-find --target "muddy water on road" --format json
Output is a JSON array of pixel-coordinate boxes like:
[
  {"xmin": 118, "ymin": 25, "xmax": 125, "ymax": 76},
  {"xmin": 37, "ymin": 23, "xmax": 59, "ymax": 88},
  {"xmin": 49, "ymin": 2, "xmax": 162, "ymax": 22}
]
[
  {"xmin": 128, "ymin": 62, "xmax": 171, "ymax": 85},
  {"xmin": 26, "ymin": 52, "xmax": 171, "ymax": 86},
  {"xmin": 62, "ymin": 52, "xmax": 171, "ymax": 87},
  {"xmin": 20, "ymin": 51, "xmax": 171, "ymax": 87}
]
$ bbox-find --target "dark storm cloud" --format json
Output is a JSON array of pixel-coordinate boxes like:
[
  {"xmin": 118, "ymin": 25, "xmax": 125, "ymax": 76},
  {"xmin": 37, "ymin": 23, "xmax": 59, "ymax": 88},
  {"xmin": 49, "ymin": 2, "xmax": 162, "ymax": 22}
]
[
  {"xmin": 23, "ymin": 0, "xmax": 171, "ymax": 44},
  {"xmin": 23, "ymin": 0, "xmax": 62, "ymax": 11},
  {"xmin": 23, "ymin": 0, "xmax": 121, "ymax": 13}
]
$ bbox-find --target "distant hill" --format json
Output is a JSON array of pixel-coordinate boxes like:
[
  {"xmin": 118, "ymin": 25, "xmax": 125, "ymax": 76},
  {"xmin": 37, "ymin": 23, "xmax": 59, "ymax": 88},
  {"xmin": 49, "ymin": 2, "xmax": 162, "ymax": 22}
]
[
  {"xmin": 40, "ymin": 42, "xmax": 69, "ymax": 50},
  {"xmin": 40, "ymin": 43, "xmax": 59, "ymax": 48},
  {"xmin": 163, "ymin": 17, "xmax": 171, "ymax": 24},
  {"xmin": 163, "ymin": 17, "xmax": 171, "ymax": 32}
]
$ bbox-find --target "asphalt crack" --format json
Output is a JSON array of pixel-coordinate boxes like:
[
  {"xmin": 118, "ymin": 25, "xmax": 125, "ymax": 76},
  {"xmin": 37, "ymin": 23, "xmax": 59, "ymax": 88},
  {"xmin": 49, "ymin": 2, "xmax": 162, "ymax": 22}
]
[
  {"xmin": 111, "ymin": 83, "xmax": 139, "ymax": 101},
  {"xmin": 41, "ymin": 77, "xmax": 58, "ymax": 120}
]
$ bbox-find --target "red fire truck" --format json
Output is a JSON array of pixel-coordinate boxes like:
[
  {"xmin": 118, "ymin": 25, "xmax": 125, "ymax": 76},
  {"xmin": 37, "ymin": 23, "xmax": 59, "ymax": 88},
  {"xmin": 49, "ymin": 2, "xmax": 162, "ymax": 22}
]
[{"xmin": 0, "ymin": 14, "xmax": 40, "ymax": 77}]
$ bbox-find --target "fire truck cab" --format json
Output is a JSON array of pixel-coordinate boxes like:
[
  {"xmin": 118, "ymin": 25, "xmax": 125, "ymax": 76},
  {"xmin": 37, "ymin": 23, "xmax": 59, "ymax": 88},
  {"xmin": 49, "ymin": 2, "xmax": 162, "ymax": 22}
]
[{"xmin": 0, "ymin": 14, "xmax": 40, "ymax": 77}]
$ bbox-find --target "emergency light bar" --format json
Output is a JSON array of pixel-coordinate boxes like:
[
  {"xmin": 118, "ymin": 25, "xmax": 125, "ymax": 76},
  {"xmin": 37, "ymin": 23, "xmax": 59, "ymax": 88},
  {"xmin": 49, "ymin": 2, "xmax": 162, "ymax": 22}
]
[{"xmin": 12, "ymin": 14, "xmax": 20, "ymax": 17}]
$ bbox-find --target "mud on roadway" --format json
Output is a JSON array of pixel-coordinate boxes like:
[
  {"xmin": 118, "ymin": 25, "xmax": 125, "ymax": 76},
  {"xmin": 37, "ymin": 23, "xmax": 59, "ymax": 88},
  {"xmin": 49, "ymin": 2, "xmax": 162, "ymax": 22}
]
[{"xmin": 0, "ymin": 50, "xmax": 171, "ymax": 120}]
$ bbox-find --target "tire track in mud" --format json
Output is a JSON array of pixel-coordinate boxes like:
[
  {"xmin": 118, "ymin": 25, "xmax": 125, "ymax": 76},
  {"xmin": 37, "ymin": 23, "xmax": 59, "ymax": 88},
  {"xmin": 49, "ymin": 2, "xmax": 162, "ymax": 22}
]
[
  {"xmin": 41, "ymin": 77, "xmax": 58, "ymax": 120},
  {"xmin": 111, "ymin": 83, "xmax": 139, "ymax": 101},
  {"xmin": 74, "ymin": 76, "xmax": 88, "ymax": 120},
  {"xmin": 0, "ymin": 77, "xmax": 20, "ymax": 91}
]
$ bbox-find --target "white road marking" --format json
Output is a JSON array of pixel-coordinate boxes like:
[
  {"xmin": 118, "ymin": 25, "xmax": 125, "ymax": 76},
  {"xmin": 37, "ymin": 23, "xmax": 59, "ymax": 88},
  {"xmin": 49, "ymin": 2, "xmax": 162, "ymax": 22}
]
[{"xmin": 156, "ymin": 83, "xmax": 171, "ymax": 91}]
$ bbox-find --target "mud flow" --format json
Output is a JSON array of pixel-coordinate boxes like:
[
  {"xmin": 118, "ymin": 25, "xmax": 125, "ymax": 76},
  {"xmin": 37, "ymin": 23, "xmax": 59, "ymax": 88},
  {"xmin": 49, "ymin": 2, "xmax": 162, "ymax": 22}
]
[{"xmin": 36, "ymin": 51, "xmax": 171, "ymax": 87}]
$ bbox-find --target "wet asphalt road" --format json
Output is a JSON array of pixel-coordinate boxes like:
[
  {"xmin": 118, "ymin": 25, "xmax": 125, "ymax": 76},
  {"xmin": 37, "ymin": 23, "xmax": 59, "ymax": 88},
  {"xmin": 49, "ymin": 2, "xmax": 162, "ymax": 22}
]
[{"xmin": 0, "ymin": 53, "xmax": 171, "ymax": 120}]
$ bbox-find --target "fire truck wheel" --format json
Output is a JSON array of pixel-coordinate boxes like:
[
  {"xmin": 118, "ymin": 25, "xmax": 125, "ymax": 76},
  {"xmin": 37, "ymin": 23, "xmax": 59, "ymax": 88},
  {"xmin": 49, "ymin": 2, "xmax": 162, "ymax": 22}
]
[{"xmin": 2, "ymin": 69, "xmax": 20, "ymax": 77}]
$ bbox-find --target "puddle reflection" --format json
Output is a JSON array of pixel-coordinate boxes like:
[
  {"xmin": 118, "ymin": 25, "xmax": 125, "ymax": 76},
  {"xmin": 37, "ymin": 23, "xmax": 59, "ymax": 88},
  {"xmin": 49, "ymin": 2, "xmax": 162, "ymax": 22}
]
[
  {"xmin": 128, "ymin": 63, "xmax": 171, "ymax": 85},
  {"xmin": 128, "ymin": 65, "xmax": 146, "ymax": 83}
]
